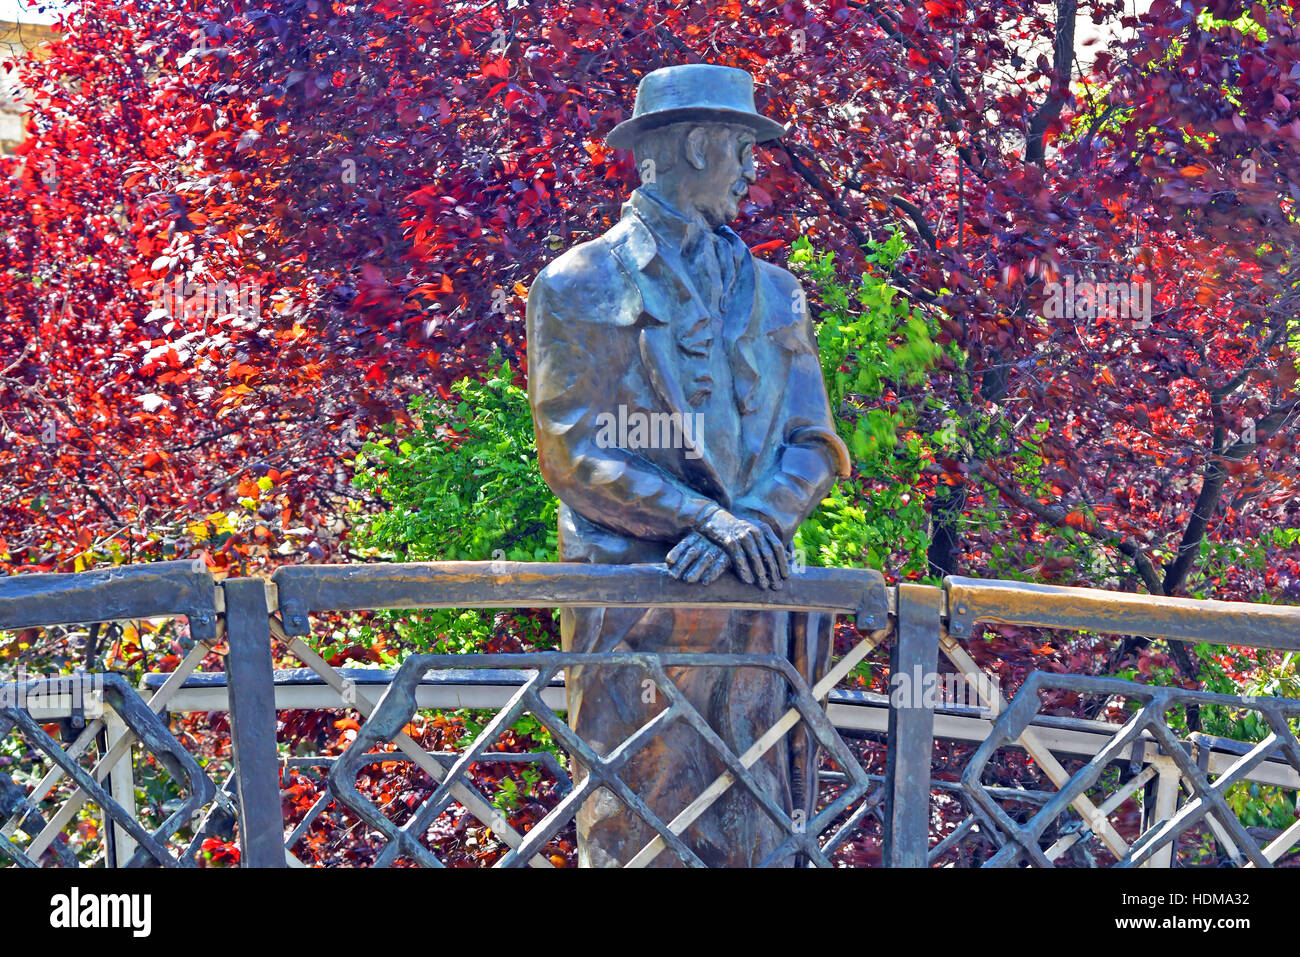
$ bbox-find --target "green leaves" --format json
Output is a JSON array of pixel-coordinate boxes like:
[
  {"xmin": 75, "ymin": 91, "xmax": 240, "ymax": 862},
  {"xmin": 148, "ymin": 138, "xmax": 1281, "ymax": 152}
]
[
  {"xmin": 791, "ymin": 233, "xmax": 947, "ymax": 580},
  {"xmin": 352, "ymin": 353, "xmax": 559, "ymax": 653},
  {"xmin": 354, "ymin": 354, "xmax": 557, "ymax": 565}
]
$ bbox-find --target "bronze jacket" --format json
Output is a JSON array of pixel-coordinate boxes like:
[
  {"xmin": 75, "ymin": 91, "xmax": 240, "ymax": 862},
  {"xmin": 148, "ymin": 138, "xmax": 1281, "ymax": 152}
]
[{"xmin": 526, "ymin": 190, "xmax": 849, "ymax": 564}]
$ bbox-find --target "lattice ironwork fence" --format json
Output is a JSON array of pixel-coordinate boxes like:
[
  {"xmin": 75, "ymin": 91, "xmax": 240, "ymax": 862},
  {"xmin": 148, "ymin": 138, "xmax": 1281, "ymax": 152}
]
[{"xmin": 2, "ymin": 559, "xmax": 1299, "ymax": 867}]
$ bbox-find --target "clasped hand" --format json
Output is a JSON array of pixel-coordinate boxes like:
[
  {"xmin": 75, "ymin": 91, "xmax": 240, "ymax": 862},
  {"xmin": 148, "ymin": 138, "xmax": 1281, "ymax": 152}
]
[{"xmin": 665, "ymin": 507, "xmax": 790, "ymax": 589}]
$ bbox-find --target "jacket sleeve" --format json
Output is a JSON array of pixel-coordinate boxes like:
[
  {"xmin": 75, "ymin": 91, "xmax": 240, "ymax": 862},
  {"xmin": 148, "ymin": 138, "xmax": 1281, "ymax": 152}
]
[
  {"xmin": 731, "ymin": 271, "xmax": 850, "ymax": 543},
  {"xmin": 527, "ymin": 252, "xmax": 720, "ymax": 544}
]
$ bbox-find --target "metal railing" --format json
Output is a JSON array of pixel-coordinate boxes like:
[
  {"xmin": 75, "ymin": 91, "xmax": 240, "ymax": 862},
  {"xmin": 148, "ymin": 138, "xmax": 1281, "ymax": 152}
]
[{"xmin": 2, "ymin": 559, "xmax": 1299, "ymax": 867}]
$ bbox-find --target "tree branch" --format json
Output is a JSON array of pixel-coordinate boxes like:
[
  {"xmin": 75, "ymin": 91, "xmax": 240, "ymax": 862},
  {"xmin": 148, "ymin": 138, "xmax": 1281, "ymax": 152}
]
[
  {"xmin": 1163, "ymin": 398, "xmax": 1300, "ymax": 595},
  {"xmin": 1026, "ymin": 0, "xmax": 1077, "ymax": 166},
  {"xmin": 778, "ymin": 139, "xmax": 938, "ymax": 304},
  {"xmin": 977, "ymin": 462, "xmax": 1164, "ymax": 594},
  {"xmin": 889, "ymin": 195, "xmax": 938, "ymax": 251}
]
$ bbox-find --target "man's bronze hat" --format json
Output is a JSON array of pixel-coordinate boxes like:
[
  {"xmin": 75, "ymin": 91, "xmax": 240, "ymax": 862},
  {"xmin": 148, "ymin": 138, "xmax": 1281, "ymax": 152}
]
[{"xmin": 605, "ymin": 64, "xmax": 786, "ymax": 150}]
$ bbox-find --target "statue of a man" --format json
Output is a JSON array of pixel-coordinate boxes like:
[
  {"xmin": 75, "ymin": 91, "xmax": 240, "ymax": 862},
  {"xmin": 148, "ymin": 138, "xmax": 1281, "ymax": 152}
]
[{"xmin": 527, "ymin": 64, "xmax": 849, "ymax": 866}]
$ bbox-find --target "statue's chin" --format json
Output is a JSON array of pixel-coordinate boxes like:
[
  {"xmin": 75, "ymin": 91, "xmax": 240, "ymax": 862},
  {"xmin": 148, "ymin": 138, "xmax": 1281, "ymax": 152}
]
[{"xmin": 704, "ymin": 201, "xmax": 738, "ymax": 228}]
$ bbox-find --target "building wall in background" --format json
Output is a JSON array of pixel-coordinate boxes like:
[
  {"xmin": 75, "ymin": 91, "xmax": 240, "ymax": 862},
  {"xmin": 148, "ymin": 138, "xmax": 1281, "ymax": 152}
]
[{"xmin": 0, "ymin": 19, "xmax": 54, "ymax": 152}]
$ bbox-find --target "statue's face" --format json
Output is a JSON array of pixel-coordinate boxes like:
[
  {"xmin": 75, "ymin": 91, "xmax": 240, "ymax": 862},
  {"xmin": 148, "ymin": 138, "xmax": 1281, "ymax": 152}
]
[{"xmin": 683, "ymin": 125, "xmax": 757, "ymax": 228}]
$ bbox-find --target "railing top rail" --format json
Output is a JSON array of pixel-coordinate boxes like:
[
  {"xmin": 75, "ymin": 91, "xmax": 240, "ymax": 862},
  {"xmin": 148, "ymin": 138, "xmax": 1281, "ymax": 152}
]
[
  {"xmin": 0, "ymin": 560, "xmax": 218, "ymax": 640},
  {"xmin": 944, "ymin": 576, "xmax": 1300, "ymax": 651},
  {"xmin": 271, "ymin": 560, "xmax": 890, "ymax": 636},
  {"xmin": 5, "ymin": 558, "xmax": 1298, "ymax": 654}
]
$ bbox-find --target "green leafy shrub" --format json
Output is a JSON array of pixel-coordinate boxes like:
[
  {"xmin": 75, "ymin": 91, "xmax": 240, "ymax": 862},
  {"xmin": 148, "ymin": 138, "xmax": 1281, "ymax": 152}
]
[
  {"xmin": 789, "ymin": 233, "xmax": 957, "ymax": 580},
  {"xmin": 351, "ymin": 356, "xmax": 558, "ymax": 654}
]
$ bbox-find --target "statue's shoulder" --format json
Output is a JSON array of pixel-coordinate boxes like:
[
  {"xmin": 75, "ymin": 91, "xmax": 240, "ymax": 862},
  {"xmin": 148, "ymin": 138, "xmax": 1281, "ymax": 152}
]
[
  {"xmin": 748, "ymin": 255, "xmax": 820, "ymax": 355},
  {"xmin": 751, "ymin": 256, "xmax": 802, "ymax": 295},
  {"xmin": 529, "ymin": 219, "xmax": 645, "ymax": 326},
  {"xmin": 533, "ymin": 235, "xmax": 616, "ymax": 288},
  {"xmin": 752, "ymin": 256, "xmax": 808, "ymax": 321}
]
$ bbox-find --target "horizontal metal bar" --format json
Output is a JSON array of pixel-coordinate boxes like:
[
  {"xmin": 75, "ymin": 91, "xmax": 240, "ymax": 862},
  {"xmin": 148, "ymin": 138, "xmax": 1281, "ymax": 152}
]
[
  {"xmin": 945, "ymin": 576, "xmax": 1300, "ymax": 650},
  {"xmin": 0, "ymin": 561, "xmax": 218, "ymax": 640},
  {"xmin": 133, "ymin": 667, "xmax": 1300, "ymax": 792},
  {"xmin": 272, "ymin": 561, "xmax": 890, "ymax": 636},
  {"xmin": 157, "ymin": 681, "xmax": 569, "ymax": 714},
  {"xmin": 141, "ymin": 666, "xmax": 565, "ymax": 692}
]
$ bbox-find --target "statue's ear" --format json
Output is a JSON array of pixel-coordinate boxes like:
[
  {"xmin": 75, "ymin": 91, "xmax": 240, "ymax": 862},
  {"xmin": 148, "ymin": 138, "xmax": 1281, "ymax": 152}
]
[{"xmin": 685, "ymin": 127, "xmax": 710, "ymax": 171}]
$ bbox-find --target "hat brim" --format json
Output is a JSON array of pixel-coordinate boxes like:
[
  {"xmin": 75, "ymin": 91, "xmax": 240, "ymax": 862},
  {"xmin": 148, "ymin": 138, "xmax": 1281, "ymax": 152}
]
[{"xmin": 606, "ymin": 107, "xmax": 786, "ymax": 150}]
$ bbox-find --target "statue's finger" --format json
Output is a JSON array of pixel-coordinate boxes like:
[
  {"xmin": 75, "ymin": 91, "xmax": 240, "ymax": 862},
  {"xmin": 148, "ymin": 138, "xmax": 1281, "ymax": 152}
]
[
  {"xmin": 680, "ymin": 548, "xmax": 716, "ymax": 583},
  {"xmin": 753, "ymin": 533, "xmax": 783, "ymax": 590},
  {"xmin": 725, "ymin": 541, "xmax": 756, "ymax": 584},
  {"xmin": 766, "ymin": 528, "xmax": 791, "ymax": 578},
  {"xmin": 700, "ymin": 550, "xmax": 730, "ymax": 584},
  {"xmin": 669, "ymin": 541, "xmax": 705, "ymax": 577},
  {"xmin": 684, "ymin": 543, "xmax": 727, "ymax": 583},
  {"xmin": 667, "ymin": 532, "xmax": 702, "ymax": 566},
  {"xmin": 740, "ymin": 533, "xmax": 770, "ymax": 589},
  {"xmin": 678, "ymin": 540, "xmax": 709, "ymax": 571}
]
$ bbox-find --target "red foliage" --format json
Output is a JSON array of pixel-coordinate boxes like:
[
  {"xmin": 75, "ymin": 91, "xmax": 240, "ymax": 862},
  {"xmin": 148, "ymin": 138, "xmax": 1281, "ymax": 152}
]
[
  {"xmin": 2, "ymin": 0, "xmax": 1297, "ymax": 609},
  {"xmin": 1, "ymin": 0, "xmax": 1299, "ymax": 866}
]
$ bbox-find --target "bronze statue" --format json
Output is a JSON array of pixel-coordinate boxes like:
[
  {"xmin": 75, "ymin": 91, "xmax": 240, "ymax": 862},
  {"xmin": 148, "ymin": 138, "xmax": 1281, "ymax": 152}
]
[{"xmin": 526, "ymin": 64, "xmax": 850, "ymax": 866}]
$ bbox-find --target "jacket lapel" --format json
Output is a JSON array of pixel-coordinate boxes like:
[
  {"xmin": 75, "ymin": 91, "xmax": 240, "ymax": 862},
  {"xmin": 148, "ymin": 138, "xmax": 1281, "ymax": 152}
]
[
  {"xmin": 716, "ymin": 227, "xmax": 775, "ymax": 484},
  {"xmin": 608, "ymin": 210, "xmax": 799, "ymax": 494},
  {"xmin": 608, "ymin": 214, "xmax": 727, "ymax": 496}
]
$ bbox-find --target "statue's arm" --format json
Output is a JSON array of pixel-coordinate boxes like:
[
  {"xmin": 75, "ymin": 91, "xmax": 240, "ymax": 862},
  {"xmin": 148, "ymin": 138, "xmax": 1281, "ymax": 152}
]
[
  {"xmin": 527, "ymin": 263, "xmax": 721, "ymax": 544},
  {"xmin": 731, "ymin": 354, "xmax": 849, "ymax": 542},
  {"xmin": 732, "ymin": 275, "xmax": 850, "ymax": 544}
]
